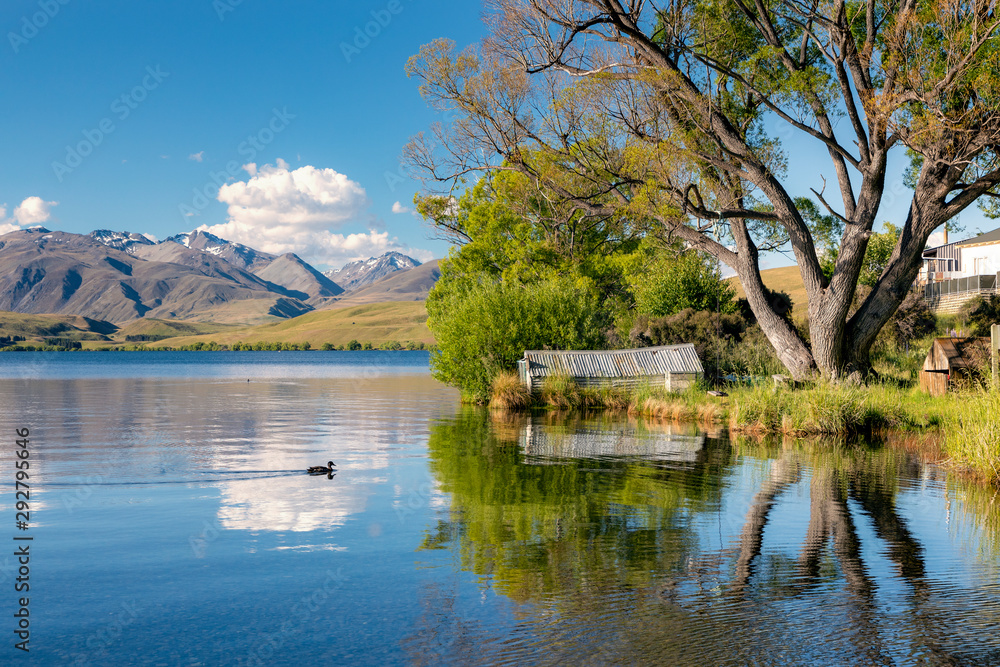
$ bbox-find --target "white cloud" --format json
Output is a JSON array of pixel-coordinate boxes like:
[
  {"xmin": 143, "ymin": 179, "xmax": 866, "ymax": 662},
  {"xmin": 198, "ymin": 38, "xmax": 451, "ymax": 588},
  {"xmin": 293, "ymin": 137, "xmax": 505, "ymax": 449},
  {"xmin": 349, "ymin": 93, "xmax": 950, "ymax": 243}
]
[
  {"xmin": 391, "ymin": 201, "xmax": 411, "ymax": 215},
  {"xmin": 197, "ymin": 223, "xmax": 433, "ymax": 269},
  {"xmin": 189, "ymin": 151, "xmax": 205, "ymax": 162},
  {"xmin": 196, "ymin": 160, "xmax": 432, "ymax": 268},
  {"xmin": 217, "ymin": 159, "xmax": 368, "ymax": 229},
  {"xmin": 927, "ymin": 230, "xmax": 949, "ymax": 247},
  {"xmin": 0, "ymin": 196, "xmax": 58, "ymax": 235},
  {"xmin": 14, "ymin": 196, "xmax": 57, "ymax": 225}
]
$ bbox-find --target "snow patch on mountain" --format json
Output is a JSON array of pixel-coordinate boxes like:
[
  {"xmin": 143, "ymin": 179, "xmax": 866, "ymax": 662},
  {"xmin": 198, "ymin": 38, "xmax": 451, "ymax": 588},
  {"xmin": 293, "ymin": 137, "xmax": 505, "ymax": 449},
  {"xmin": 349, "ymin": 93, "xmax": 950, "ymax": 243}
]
[
  {"xmin": 323, "ymin": 251, "xmax": 421, "ymax": 292},
  {"xmin": 88, "ymin": 230, "xmax": 157, "ymax": 255}
]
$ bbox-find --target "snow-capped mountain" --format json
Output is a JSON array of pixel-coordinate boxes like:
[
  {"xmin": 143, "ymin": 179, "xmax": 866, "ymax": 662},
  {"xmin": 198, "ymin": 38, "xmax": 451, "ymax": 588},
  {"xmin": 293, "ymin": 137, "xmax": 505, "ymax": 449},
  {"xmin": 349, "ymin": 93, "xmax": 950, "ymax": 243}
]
[
  {"xmin": 164, "ymin": 230, "xmax": 277, "ymax": 272},
  {"xmin": 88, "ymin": 230, "xmax": 156, "ymax": 255},
  {"xmin": 324, "ymin": 252, "xmax": 421, "ymax": 292}
]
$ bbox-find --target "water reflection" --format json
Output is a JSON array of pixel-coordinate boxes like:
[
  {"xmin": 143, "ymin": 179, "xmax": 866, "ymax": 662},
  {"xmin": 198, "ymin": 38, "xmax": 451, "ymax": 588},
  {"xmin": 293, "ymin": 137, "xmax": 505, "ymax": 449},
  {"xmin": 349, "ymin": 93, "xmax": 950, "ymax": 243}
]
[
  {"xmin": 418, "ymin": 409, "xmax": 1000, "ymax": 665},
  {"xmin": 521, "ymin": 413, "xmax": 704, "ymax": 462}
]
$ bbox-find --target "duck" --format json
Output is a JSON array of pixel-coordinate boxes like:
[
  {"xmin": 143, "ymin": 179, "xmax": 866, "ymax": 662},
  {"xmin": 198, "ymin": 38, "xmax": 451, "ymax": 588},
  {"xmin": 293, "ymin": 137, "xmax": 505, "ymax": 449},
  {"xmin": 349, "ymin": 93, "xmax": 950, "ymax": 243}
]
[{"xmin": 307, "ymin": 461, "xmax": 336, "ymax": 474}]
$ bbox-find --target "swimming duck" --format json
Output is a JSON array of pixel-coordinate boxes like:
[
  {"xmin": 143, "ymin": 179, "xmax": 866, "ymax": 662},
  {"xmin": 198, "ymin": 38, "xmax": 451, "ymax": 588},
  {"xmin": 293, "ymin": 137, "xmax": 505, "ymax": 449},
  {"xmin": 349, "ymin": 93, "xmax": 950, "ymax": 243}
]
[{"xmin": 307, "ymin": 461, "xmax": 336, "ymax": 474}]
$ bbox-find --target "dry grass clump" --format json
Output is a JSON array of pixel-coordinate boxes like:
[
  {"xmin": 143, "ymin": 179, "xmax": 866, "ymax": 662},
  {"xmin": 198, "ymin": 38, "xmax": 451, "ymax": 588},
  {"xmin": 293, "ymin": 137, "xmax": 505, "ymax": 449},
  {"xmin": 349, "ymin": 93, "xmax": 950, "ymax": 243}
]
[{"xmin": 489, "ymin": 371, "xmax": 532, "ymax": 410}]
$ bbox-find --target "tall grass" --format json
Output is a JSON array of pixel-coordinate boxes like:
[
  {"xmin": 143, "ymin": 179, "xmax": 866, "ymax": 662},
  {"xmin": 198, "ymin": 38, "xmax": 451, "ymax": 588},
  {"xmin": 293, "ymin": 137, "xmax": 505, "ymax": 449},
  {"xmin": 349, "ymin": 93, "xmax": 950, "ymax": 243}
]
[
  {"xmin": 943, "ymin": 391, "xmax": 1000, "ymax": 483},
  {"xmin": 727, "ymin": 382, "xmax": 947, "ymax": 435},
  {"xmin": 489, "ymin": 371, "xmax": 532, "ymax": 410},
  {"xmin": 489, "ymin": 372, "xmax": 972, "ymax": 441}
]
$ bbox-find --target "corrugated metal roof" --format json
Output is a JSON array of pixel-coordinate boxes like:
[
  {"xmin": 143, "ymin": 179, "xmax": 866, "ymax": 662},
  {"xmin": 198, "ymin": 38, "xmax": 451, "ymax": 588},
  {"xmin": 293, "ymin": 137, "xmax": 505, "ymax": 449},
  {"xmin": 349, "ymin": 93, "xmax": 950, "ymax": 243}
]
[{"xmin": 522, "ymin": 344, "xmax": 704, "ymax": 378}]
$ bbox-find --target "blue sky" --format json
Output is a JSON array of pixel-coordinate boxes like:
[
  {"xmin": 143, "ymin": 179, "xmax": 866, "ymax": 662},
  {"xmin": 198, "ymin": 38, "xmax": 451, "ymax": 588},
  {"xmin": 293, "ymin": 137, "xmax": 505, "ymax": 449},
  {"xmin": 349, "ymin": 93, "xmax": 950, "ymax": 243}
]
[
  {"xmin": 1, "ymin": 1, "xmax": 995, "ymax": 273},
  {"xmin": 0, "ymin": 0, "xmax": 486, "ymax": 270}
]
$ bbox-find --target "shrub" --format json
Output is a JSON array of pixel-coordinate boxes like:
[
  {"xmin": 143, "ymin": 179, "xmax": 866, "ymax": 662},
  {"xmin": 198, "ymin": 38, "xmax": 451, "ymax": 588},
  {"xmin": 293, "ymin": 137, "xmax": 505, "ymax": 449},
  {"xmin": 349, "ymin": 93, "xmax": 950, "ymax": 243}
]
[
  {"xmin": 321, "ymin": 342, "xmax": 334, "ymax": 350},
  {"xmin": 428, "ymin": 275, "xmax": 609, "ymax": 401},
  {"xmin": 346, "ymin": 339, "xmax": 362, "ymax": 351},
  {"xmin": 629, "ymin": 308, "xmax": 757, "ymax": 380},
  {"xmin": 960, "ymin": 293, "xmax": 1000, "ymax": 337},
  {"xmin": 629, "ymin": 250, "xmax": 737, "ymax": 316}
]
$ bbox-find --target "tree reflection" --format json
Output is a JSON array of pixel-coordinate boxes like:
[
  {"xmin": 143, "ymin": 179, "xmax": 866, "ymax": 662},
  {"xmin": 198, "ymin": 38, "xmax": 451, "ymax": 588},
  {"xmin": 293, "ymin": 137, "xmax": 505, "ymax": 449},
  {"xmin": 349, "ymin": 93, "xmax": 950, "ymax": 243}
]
[{"xmin": 411, "ymin": 410, "xmax": 1000, "ymax": 665}]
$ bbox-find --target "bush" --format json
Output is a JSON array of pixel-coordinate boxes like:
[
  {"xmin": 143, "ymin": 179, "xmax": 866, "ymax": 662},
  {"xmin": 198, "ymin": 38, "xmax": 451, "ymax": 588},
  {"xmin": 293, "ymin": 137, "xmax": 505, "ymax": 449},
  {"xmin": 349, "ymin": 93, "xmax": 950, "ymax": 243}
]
[
  {"xmin": 321, "ymin": 342, "xmax": 334, "ymax": 350},
  {"xmin": 629, "ymin": 309, "xmax": 768, "ymax": 378},
  {"xmin": 346, "ymin": 339, "xmax": 362, "ymax": 351},
  {"xmin": 428, "ymin": 275, "xmax": 610, "ymax": 401},
  {"xmin": 960, "ymin": 293, "xmax": 1000, "ymax": 336},
  {"xmin": 629, "ymin": 250, "xmax": 736, "ymax": 316},
  {"xmin": 886, "ymin": 291, "xmax": 937, "ymax": 347}
]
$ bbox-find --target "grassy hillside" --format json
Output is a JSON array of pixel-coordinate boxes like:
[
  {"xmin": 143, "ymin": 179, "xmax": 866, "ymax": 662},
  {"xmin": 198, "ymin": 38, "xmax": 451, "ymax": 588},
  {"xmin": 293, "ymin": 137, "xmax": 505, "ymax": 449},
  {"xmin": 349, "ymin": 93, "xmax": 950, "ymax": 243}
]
[
  {"xmin": 113, "ymin": 318, "xmax": 240, "ymax": 341},
  {"xmin": 0, "ymin": 312, "xmax": 117, "ymax": 342},
  {"xmin": 326, "ymin": 260, "xmax": 441, "ymax": 308},
  {"xmin": 148, "ymin": 301, "xmax": 433, "ymax": 348},
  {"xmin": 729, "ymin": 265, "xmax": 808, "ymax": 320}
]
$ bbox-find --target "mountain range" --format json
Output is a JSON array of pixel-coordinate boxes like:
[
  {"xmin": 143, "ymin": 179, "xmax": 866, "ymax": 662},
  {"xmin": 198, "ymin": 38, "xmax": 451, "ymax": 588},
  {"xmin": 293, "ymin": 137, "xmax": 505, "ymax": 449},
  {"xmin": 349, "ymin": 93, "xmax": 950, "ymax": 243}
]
[
  {"xmin": 0, "ymin": 227, "xmax": 436, "ymax": 324},
  {"xmin": 324, "ymin": 252, "xmax": 422, "ymax": 291}
]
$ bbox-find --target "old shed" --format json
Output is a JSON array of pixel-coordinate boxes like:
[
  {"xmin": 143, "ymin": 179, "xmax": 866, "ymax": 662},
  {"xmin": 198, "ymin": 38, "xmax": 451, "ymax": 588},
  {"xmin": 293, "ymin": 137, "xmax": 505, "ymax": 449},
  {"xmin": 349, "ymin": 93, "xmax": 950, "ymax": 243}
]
[
  {"xmin": 919, "ymin": 337, "xmax": 990, "ymax": 396},
  {"xmin": 517, "ymin": 344, "xmax": 704, "ymax": 393}
]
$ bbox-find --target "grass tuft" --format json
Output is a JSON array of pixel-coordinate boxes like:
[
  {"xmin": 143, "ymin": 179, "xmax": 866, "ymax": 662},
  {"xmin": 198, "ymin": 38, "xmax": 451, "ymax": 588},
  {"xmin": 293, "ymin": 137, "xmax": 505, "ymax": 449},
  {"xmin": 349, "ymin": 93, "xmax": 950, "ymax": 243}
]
[{"xmin": 489, "ymin": 371, "xmax": 532, "ymax": 410}]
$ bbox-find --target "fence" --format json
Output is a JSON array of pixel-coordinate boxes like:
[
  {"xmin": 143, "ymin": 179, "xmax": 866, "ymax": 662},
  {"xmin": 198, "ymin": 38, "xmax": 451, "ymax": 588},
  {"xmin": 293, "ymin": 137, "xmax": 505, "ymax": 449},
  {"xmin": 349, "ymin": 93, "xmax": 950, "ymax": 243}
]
[{"xmin": 923, "ymin": 273, "xmax": 1000, "ymax": 313}]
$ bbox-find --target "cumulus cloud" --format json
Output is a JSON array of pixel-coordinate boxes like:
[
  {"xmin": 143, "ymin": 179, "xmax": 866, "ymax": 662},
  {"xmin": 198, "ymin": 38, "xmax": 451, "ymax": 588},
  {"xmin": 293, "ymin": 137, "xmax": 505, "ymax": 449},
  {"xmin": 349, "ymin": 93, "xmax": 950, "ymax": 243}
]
[
  {"xmin": 198, "ymin": 160, "xmax": 432, "ymax": 268},
  {"xmin": 189, "ymin": 151, "xmax": 205, "ymax": 162},
  {"xmin": 391, "ymin": 201, "xmax": 411, "ymax": 215},
  {"xmin": 14, "ymin": 196, "xmax": 57, "ymax": 225},
  {"xmin": 0, "ymin": 196, "xmax": 58, "ymax": 235},
  {"xmin": 216, "ymin": 159, "xmax": 369, "ymax": 229}
]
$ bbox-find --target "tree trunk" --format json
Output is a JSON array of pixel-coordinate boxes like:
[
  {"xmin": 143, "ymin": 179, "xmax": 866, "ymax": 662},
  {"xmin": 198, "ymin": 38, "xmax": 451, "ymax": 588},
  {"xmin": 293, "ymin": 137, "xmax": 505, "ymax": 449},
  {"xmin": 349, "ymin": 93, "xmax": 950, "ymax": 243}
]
[{"xmin": 730, "ymin": 219, "xmax": 817, "ymax": 380}]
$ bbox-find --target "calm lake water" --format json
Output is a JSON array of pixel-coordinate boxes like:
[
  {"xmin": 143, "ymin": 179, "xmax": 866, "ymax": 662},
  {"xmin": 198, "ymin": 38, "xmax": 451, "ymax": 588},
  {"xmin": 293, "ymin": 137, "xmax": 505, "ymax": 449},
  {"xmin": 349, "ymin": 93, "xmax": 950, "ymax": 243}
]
[{"xmin": 1, "ymin": 351, "xmax": 999, "ymax": 665}]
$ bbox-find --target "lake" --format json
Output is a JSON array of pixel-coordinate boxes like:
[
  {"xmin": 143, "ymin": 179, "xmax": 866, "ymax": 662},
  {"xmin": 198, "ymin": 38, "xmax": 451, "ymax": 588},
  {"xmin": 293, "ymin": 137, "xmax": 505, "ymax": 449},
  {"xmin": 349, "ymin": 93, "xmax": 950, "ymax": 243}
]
[{"xmin": 1, "ymin": 351, "xmax": 999, "ymax": 665}]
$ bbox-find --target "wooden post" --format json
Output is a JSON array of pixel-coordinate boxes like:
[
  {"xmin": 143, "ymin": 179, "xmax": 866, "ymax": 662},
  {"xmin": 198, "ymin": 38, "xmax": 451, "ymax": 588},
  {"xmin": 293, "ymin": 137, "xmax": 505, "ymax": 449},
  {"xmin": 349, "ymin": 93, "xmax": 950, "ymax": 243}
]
[{"xmin": 992, "ymin": 323, "xmax": 1000, "ymax": 390}]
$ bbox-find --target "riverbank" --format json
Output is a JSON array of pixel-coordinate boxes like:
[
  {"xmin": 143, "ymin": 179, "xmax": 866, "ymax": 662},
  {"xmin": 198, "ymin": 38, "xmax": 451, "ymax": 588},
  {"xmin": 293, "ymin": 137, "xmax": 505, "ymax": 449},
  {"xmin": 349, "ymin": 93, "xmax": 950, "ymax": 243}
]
[{"xmin": 489, "ymin": 372, "xmax": 1000, "ymax": 483}]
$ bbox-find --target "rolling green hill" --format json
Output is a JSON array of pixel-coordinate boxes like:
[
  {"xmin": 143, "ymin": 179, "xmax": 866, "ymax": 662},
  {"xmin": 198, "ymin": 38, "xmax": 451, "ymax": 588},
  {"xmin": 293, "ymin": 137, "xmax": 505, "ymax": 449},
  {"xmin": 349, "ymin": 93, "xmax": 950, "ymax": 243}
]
[
  {"xmin": 113, "ymin": 318, "xmax": 241, "ymax": 341},
  {"xmin": 0, "ymin": 312, "xmax": 117, "ymax": 343},
  {"xmin": 147, "ymin": 301, "xmax": 433, "ymax": 348}
]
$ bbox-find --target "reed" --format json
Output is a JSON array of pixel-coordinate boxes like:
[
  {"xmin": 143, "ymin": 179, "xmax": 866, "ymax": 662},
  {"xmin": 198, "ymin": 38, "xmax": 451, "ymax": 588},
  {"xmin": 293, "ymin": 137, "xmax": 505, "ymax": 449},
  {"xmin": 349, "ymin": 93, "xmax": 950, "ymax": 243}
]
[{"xmin": 943, "ymin": 390, "xmax": 1000, "ymax": 483}]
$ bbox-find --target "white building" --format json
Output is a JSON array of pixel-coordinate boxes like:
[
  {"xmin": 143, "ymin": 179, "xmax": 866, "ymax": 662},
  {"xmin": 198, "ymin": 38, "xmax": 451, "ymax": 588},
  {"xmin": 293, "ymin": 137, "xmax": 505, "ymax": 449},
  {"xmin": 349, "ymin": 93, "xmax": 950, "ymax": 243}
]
[
  {"xmin": 921, "ymin": 227, "xmax": 1000, "ymax": 283},
  {"xmin": 921, "ymin": 227, "xmax": 1000, "ymax": 312}
]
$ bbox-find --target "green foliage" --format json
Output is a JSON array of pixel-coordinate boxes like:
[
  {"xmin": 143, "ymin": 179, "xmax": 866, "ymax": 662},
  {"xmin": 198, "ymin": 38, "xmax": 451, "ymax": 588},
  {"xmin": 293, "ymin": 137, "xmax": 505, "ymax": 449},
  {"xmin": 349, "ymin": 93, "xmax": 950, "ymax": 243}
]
[
  {"xmin": 346, "ymin": 339, "xmax": 362, "ymax": 351},
  {"xmin": 417, "ymin": 172, "xmax": 642, "ymax": 295},
  {"xmin": 884, "ymin": 291, "xmax": 937, "ymax": 348},
  {"xmin": 859, "ymin": 223, "xmax": 899, "ymax": 287},
  {"xmin": 628, "ymin": 250, "xmax": 736, "ymax": 318},
  {"xmin": 422, "ymin": 408, "xmax": 725, "ymax": 601},
  {"xmin": 819, "ymin": 222, "xmax": 900, "ymax": 286},
  {"xmin": 427, "ymin": 276, "xmax": 610, "ymax": 401},
  {"xmin": 321, "ymin": 342, "xmax": 334, "ymax": 350},
  {"xmin": 628, "ymin": 309, "xmax": 785, "ymax": 380},
  {"xmin": 960, "ymin": 294, "xmax": 1000, "ymax": 336}
]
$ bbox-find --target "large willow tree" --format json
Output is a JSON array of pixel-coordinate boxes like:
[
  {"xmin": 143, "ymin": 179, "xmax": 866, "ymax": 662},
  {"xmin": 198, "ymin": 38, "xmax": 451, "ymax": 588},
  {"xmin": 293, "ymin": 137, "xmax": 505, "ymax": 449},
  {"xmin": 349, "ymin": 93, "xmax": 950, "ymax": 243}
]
[{"xmin": 405, "ymin": 0, "xmax": 1000, "ymax": 380}]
